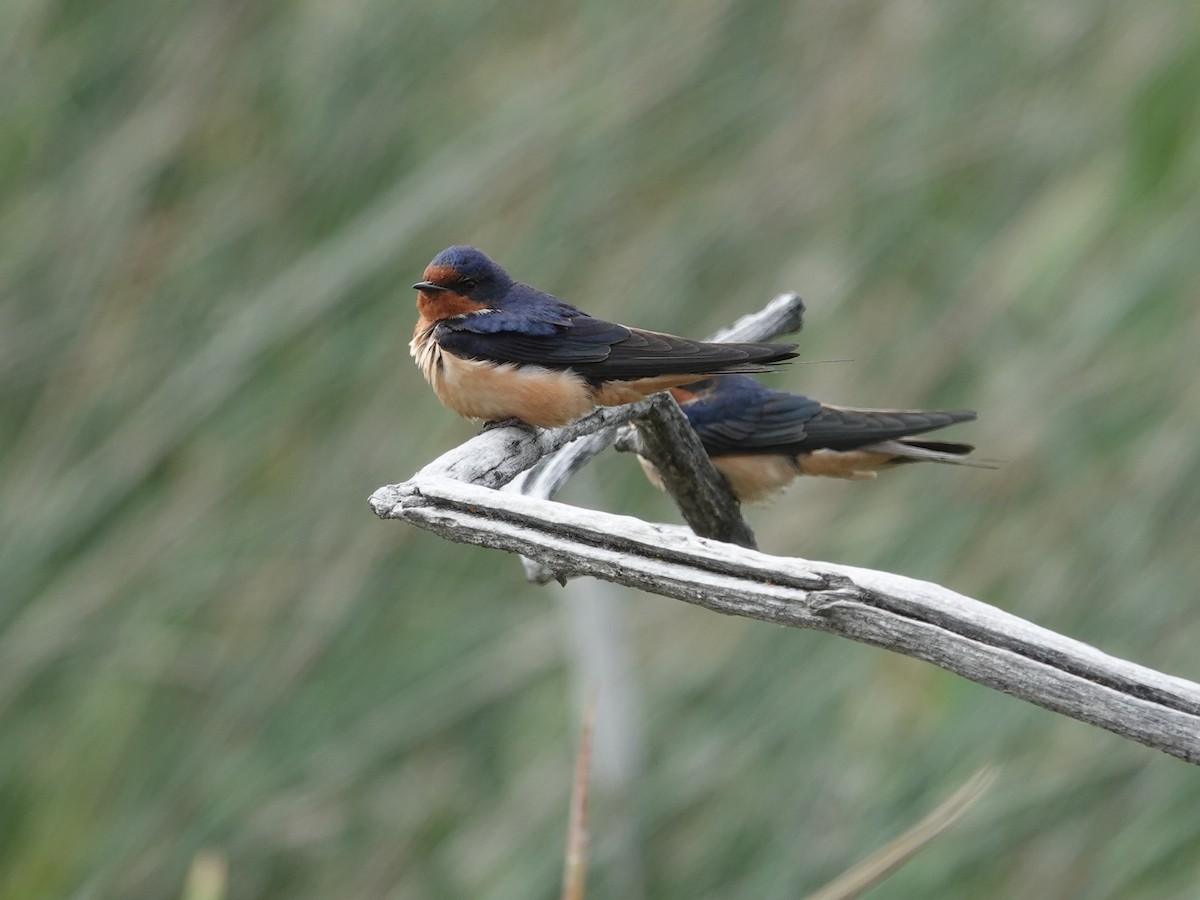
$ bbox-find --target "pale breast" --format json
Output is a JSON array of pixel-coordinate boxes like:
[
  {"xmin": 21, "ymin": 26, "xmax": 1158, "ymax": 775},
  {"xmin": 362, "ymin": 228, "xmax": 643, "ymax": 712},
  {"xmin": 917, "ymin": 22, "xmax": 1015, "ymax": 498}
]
[
  {"xmin": 410, "ymin": 327, "xmax": 597, "ymax": 427},
  {"xmin": 410, "ymin": 326, "xmax": 443, "ymax": 386},
  {"xmin": 710, "ymin": 453, "xmax": 804, "ymax": 504},
  {"xmin": 638, "ymin": 452, "xmax": 800, "ymax": 505}
]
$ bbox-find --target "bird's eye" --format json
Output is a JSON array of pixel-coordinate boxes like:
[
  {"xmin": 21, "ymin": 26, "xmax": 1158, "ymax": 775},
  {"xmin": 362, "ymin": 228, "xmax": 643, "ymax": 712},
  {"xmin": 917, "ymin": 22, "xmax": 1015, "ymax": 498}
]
[{"xmin": 459, "ymin": 277, "xmax": 478, "ymax": 292}]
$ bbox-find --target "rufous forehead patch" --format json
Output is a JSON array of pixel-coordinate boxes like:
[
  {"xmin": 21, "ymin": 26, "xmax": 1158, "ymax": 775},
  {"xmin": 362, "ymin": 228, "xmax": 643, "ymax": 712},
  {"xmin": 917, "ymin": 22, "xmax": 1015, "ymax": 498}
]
[{"xmin": 422, "ymin": 263, "xmax": 459, "ymax": 285}]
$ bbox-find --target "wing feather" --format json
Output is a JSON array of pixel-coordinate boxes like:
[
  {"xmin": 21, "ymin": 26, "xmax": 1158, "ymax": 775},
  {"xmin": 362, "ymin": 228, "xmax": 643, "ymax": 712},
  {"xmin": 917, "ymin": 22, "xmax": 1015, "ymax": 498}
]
[
  {"xmin": 793, "ymin": 407, "xmax": 976, "ymax": 453},
  {"xmin": 677, "ymin": 376, "xmax": 976, "ymax": 457},
  {"xmin": 436, "ymin": 315, "xmax": 795, "ymax": 379}
]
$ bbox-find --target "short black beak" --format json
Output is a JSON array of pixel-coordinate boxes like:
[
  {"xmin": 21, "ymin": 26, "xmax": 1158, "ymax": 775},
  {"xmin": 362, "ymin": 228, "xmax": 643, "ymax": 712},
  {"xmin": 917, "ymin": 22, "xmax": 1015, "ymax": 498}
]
[{"xmin": 412, "ymin": 281, "xmax": 446, "ymax": 292}]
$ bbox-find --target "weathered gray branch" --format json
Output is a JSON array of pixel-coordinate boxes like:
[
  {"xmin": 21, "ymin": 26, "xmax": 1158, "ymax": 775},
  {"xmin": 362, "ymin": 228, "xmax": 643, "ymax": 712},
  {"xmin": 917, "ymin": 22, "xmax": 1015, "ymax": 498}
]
[
  {"xmin": 439, "ymin": 393, "xmax": 754, "ymax": 569},
  {"xmin": 370, "ymin": 476, "xmax": 1200, "ymax": 765},
  {"xmin": 414, "ymin": 402, "xmax": 648, "ymax": 490},
  {"xmin": 619, "ymin": 394, "xmax": 755, "ymax": 548},
  {"xmin": 372, "ymin": 288, "xmax": 1200, "ymax": 764},
  {"xmin": 705, "ymin": 291, "xmax": 807, "ymax": 344}
]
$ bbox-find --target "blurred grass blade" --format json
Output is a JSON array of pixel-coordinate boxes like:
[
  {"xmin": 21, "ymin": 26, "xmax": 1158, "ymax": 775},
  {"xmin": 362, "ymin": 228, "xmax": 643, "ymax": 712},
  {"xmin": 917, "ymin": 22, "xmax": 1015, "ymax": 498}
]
[
  {"xmin": 562, "ymin": 693, "xmax": 596, "ymax": 900},
  {"xmin": 181, "ymin": 851, "xmax": 227, "ymax": 900},
  {"xmin": 4, "ymin": 3, "xmax": 1200, "ymax": 896},
  {"xmin": 804, "ymin": 766, "xmax": 998, "ymax": 900}
]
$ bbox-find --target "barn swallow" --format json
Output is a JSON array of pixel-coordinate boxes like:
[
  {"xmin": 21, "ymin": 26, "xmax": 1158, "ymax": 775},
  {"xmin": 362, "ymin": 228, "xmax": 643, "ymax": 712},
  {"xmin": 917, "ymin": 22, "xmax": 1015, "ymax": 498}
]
[
  {"xmin": 638, "ymin": 375, "xmax": 983, "ymax": 503},
  {"xmin": 410, "ymin": 246, "xmax": 798, "ymax": 428}
]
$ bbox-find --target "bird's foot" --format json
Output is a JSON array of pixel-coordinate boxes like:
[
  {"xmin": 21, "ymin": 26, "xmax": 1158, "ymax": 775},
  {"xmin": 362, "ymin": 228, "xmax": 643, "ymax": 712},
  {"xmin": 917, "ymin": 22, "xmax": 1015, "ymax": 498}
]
[{"xmin": 480, "ymin": 417, "xmax": 537, "ymax": 433}]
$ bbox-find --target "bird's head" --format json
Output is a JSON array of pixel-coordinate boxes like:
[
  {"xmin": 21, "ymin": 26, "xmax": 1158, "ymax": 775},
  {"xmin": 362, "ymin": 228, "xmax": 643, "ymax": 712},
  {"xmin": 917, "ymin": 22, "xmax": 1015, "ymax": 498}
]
[{"xmin": 412, "ymin": 246, "xmax": 514, "ymax": 319}]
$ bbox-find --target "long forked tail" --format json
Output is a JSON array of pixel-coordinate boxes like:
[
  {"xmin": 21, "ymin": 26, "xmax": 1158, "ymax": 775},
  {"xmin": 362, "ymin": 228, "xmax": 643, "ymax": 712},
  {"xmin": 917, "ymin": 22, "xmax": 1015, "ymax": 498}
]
[{"xmin": 793, "ymin": 408, "xmax": 996, "ymax": 479}]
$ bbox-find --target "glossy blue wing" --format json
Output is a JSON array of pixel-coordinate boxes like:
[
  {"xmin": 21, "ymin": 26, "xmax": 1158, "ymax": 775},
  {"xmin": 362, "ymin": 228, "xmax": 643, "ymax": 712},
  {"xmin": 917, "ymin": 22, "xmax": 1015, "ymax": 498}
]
[{"xmin": 681, "ymin": 378, "xmax": 821, "ymax": 454}]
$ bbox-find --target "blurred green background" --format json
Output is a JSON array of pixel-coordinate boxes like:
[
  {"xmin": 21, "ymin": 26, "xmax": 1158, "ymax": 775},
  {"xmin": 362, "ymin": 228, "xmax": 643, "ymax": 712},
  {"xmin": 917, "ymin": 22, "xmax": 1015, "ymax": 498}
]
[{"xmin": 3, "ymin": 0, "xmax": 1200, "ymax": 897}]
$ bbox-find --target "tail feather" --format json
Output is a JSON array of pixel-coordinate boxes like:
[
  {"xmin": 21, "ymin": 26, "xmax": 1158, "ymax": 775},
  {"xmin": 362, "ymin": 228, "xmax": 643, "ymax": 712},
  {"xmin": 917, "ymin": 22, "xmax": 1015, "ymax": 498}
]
[
  {"xmin": 797, "ymin": 406, "xmax": 976, "ymax": 453},
  {"xmin": 861, "ymin": 439, "xmax": 996, "ymax": 468}
]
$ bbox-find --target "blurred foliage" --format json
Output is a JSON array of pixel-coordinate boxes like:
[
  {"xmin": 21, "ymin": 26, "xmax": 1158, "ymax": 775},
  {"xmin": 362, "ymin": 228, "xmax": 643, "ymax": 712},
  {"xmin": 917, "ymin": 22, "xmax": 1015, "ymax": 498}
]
[{"xmin": 2, "ymin": 0, "xmax": 1200, "ymax": 897}]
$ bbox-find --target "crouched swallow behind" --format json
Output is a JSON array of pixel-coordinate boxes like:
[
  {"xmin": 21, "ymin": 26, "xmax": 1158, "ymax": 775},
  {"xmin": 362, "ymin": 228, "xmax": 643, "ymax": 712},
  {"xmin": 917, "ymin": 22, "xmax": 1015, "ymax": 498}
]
[
  {"xmin": 410, "ymin": 246, "xmax": 798, "ymax": 428},
  {"xmin": 639, "ymin": 375, "xmax": 985, "ymax": 504}
]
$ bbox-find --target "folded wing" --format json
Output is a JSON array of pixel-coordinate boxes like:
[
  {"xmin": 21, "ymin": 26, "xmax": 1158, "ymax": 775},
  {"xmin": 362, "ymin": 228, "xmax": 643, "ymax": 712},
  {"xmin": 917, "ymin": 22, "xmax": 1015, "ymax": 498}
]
[
  {"xmin": 435, "ymin": 314, "xmax": 796, "ymax": 381},
  {"xmin": 677, "ymin": 376, "xmax": 976, "ymax": 457}
]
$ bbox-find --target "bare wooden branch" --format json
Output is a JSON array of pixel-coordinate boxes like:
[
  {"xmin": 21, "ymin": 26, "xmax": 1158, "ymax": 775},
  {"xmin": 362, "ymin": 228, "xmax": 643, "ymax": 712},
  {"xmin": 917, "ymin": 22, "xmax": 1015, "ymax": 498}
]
[
  {"xmin": 373, "ymin": 287, "xmax": 1200, "ymax": 765},
  {"xmin": 370, "ymin": 476, "xmax": 1200, "ymax": 765},
  {"xmin": 706, "ymin": 291, "xmax": 806, "ymax": 343},
  {"xmin": 509, "ymin": 430, "xmax": 620, "ymax": 504},
  {"xmin": 434, "ymin": 392, "xmax": 752, "ymax": 569},
  {"xmin": 414, "ymin": 402, "xmax": 652, "ymax": 491},
  {"xmin": 625, "ymin": 394, "xmax": 756, "ymax": 548}
]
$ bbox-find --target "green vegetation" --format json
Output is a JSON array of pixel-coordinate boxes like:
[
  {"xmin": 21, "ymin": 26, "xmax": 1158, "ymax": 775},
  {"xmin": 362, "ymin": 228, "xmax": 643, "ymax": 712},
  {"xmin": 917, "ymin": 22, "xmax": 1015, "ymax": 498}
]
[{"xmin": 3, "ymin": 0, "xmax": 1200, "ymax": 896}]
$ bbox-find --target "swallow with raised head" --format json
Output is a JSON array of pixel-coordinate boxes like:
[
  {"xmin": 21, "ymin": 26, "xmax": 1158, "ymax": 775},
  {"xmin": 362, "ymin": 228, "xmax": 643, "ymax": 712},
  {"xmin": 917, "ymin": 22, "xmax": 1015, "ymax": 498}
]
[
  {"xmin": 638, "ymin": 375, "xmax": 983, "ymax": 503},
  {"xmin": 409, "ymin": 246, "xmax": 798, "ymax": 428}
]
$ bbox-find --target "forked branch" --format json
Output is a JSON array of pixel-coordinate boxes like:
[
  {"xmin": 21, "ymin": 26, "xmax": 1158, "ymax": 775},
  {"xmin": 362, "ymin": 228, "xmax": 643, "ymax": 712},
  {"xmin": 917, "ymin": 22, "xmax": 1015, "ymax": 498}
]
[{"xmin": 371, "ymin": 295, "xmax": 1200, "ymax": 765}]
